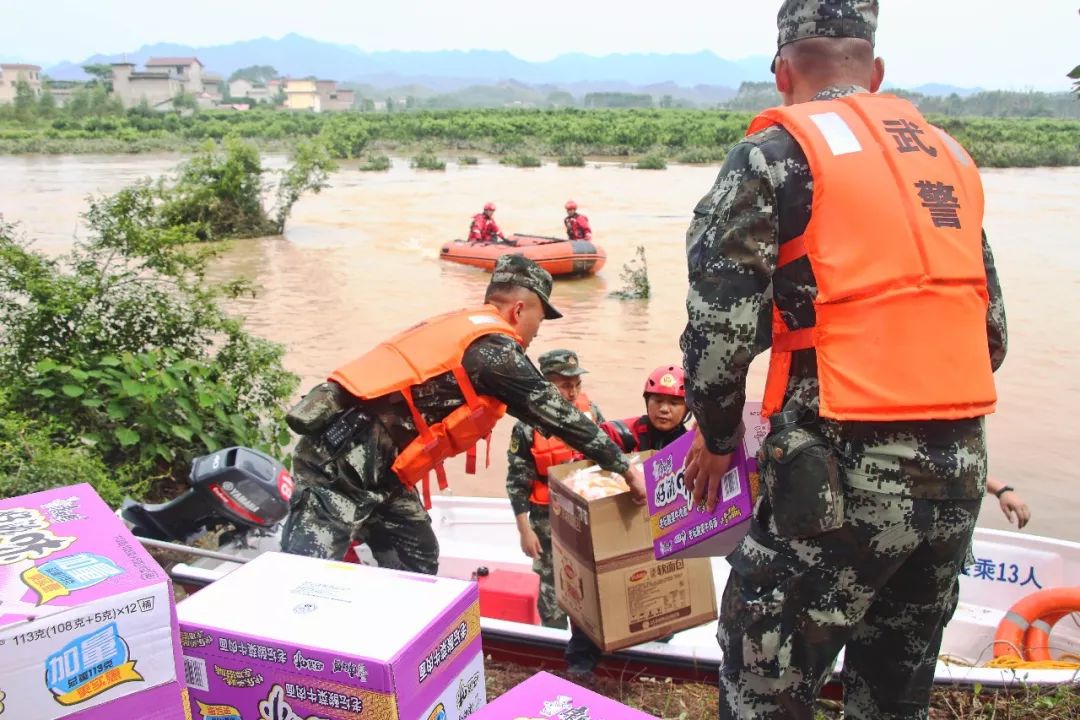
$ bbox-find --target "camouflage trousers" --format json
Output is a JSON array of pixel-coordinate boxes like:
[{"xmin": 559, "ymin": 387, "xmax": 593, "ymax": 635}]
[
  {"xmin": 529, "ymin": 504, "xmax": 568, "ymax": 629},
  {"xmin": 717, "ymin": 487, "xmax": 981, "ymax": 720},
  {"xmin": 280, "ymin": 424, "xmax": 439, "ymax": 576}
]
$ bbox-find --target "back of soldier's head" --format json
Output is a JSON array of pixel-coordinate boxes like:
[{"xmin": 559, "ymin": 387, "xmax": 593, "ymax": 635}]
[{"xmin": 772, "ymin": 0, "xmax": 882, "ymax": 99}]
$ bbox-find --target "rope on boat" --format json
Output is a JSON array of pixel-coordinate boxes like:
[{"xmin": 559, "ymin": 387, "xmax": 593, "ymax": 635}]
[{"xmin": 985, "ymin": 655, "xmax": 1080, "ymax": 670}]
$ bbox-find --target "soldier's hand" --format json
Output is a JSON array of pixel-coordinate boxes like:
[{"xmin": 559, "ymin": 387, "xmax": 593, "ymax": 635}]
[
  {"xmin": 623, "ymin": 466, "xmax": 647, "ymax": 506},
  {"xmin": 520, "ymin": 528, "xmax": 542, "ymax": 559},
  {"xmin": 999, "ymin": 491, "xmax": 1031, "ymax": 529},
  {"xmin": 683, "ymin": 432, "xmax": 734, "ymax": 513}
]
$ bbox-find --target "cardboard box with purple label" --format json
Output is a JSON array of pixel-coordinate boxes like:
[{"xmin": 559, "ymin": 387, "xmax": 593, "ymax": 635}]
[
  {"xmin": 645, "ymin": 401, "xmax": 769, "ymax": 560},
  {"xmin": 470, "ymin": 671, "xmax": 657, "ymax": 719},
  {"xmin": 0, "ymin": 483, "xmax": 189, "ymax": 720},
  {"xmin": 177, "ymin": 551, "xmax": 485, "ymax": 720},
  {"xmin": 548, "ymin": 455, "xmax": 717, "ymax": 654}
]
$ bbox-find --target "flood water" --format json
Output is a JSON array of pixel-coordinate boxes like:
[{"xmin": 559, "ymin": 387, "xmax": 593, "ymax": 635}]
[{"xmin": 1, "ymin": 154, "xmax": 1077, "ymax": 541}]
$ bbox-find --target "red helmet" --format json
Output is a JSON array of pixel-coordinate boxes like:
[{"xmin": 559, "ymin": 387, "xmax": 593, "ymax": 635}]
[
  {"xmin": 643, "ymin": 365, "xmax": 685, "ymax": 399},
  {"xmin": 565, "ymin": 200, "xmax": 577, "ymax": 211},
  {"xmin": 483, "ymin": 202, "xmax": 496, "ymax": 211}
]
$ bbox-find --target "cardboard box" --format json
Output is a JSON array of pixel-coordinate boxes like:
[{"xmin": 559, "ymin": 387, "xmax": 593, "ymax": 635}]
[
  {"xmin": 0, "ymin": 483, "xmax": 188, "ymax": 720},
  {"xmin": 470, "ymin": 671, "xmax": 658, "ymax": 719},
  {"xmin": 548, "ymin": 456, "xmax": 717, "ymax": 653},
  {"xmin": 645, "ymin": 402, "xmax": 769, "ymax": 561},
  {"xmin": 177, "ymin": 551, "xmax": 485, "ymax": 720}
]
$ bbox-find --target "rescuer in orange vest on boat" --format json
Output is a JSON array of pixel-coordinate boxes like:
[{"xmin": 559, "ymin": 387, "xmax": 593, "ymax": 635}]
[
  {"xmin": 505, "ymin": 349, "xmax": 604, "ymax": 629},
  {"xmin": 468, "ymin": 201, "xmax": 507, "ymax": 243},
  {"xmin": 281, "ymin": 254, "xmax": 645, "ymax": 575},
  {"xmin": 563, "ymin": 200, "xmax": 592, "ymax": 241},
  {"xmin": 678, "ymin": 2, "xmax": 1008, "ymax": 718}
]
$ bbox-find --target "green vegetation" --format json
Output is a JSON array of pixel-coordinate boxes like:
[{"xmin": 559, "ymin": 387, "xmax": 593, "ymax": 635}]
[
  {"xmin": 610, "ymin": 245, "xmax": 650, "ymax": 300},
  {"xmin": 0, "ymin": 103, "xmax": 1078, "ymax": 167},
  {"xmin": 411, "ymin": 152, "xmax": 446, "ymax": 170},
  {"xmin": 557, "ymin": 152, "xmax": 585, "ymax": 167},
  {"xmin": 459, "ymin": 155, "xmax": 479, "ymax": 165},
  {"xmin": 635, "ymin": 152, "xmax": 668, "ymax": 170},
  {"xmin": 359, "ymin": 154, "xmax": 392, "ymax": 171},
  {"xmin": 0, "ymin": 140, "xmax": 334, "ymax": 503},
  {"xmin": 500, "ymin": 153, "xmax": 542, "ymax": 167},
  {"xmin": 228, "ymin": 65, "xmax": 278, "ymax": 85}
]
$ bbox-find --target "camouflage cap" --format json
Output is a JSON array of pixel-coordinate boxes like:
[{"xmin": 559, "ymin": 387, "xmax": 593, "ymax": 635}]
[
  {"xmin": 771, "ymin": 0, "xmax": 879, "ymax": 72},
  {"xmin": 489, "ymin": 253, "xmax": 563, "ymax": 319},
  {"xmin": 539, "ymin": 349, "xmax": 588, "ymax": 377}
]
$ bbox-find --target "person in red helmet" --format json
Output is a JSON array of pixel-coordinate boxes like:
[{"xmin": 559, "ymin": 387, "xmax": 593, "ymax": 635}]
[
  {"xmin": 469, "ymin": 202, "xmax": 506, "ymax": 243},
  {"xmin": 600, "ymin": 365, "xmax": 690, "ymax": 453},
  {"xmin": 563, "ymin": 200, "xmax": 592, "ymax": 241},
  {"xmin": 565, "ymin": 365, "xmax": 688, "ymax": 677}
]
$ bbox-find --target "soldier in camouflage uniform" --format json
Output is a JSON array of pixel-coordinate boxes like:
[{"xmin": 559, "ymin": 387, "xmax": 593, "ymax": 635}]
[
  {"xmin": 281, "ymin": 254, "xmax": 644, "ymax": 577},
  {"xmin": 679, "ymin": 3, "xmax": 1008, "ymax": 719},
  {"xmin": 506, "ymin": 349, "xmax": 605, "ymax": 629}
]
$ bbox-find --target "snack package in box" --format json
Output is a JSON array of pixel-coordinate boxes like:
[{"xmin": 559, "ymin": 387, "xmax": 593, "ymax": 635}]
[{"xmin": 645, "ymin": 401, "xmax": 769, "ymax": 560}]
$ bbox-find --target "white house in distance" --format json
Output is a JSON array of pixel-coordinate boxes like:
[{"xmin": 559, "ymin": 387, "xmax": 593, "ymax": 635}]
[
  {"xmin": 0, "ymin": 63, "xmax": 43, "ymax": 103},
  {"xmin": 110, "ymin": 57, "xmax": 210, "ymax": 109}
]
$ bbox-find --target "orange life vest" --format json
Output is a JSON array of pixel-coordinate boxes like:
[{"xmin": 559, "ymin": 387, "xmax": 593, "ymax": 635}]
[
  {"xmin": 528, "ymin": 392, "xmax": 595, "ymax": 505},
  {"xmin": 746, "ymin": 93, "xmax": 997, "ymax": 421},
  {"xmin": 328, "ymin": 305, "xmax": 523, "ymax": 508}
]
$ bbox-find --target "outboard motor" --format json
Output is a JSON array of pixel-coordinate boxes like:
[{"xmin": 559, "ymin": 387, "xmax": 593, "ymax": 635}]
[{"xmin": 121, "ymin": 446, "xmax": 294, "ymax": 542}]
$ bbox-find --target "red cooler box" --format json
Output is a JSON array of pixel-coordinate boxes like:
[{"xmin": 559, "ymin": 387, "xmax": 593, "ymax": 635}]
[{"xmin": 476, "ymin": 568, "xmax": 540, "ymax": 625}]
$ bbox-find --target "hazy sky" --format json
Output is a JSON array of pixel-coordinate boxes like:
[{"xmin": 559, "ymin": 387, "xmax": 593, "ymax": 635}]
[{"xmin": 3, "ymin": 0, "xmax": 1077, "ymax": 91}]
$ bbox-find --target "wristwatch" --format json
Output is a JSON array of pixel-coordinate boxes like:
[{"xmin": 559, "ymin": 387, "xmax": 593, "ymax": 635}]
[{"xmin": 994, "ymin": 485, "xmax": 1015, "ymax": 499}]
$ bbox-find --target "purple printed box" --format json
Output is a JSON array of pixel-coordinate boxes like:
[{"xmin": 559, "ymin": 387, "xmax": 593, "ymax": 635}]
[
  {"xmin": 177, "ymin": 551, "xmax": 485, "ymax": 720},
  {"xmin": 0, "ymin": 483, "xmax": 188, "ymax": 720},
  {"xmin": 471, "ymin": 671, "xmax": 658, "ymax": 719},
  {"xmin": 645, "ymin": 402, "xmax": 769, "ymax": 560}
]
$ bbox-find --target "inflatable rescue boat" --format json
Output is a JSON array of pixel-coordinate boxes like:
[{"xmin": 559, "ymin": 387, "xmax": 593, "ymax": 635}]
[{"xmin": 440, "ymin": 234, "xmax": 606, "ymax": 277}]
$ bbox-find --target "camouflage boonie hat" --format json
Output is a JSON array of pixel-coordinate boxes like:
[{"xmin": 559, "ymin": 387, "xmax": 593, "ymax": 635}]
[
  {"xmin": 771, "ymin": 0, "xmax": 879, "ymax": 72},
  {"xmin": 490, "ymin": 253, "xmax": 563, "ymax": 319},
  {"xmin": 539, "ymin": 349, "xmax": 587, "ymax": 377}
]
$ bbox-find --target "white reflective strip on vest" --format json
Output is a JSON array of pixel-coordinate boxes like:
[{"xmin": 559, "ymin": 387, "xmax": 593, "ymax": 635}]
[
  {"xmin": 809, "ymin": 112, "xmax": 862, "ymax": 156},
  {"xmin": 934, "ymin": 126, "xmax": 971, "ymax": 166},
  {"xmin": 469, "ymin": 315, "xmax": 499, "ymax": 325}
]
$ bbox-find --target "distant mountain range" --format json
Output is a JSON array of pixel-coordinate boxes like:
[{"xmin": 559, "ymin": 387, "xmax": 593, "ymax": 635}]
[{"xmin": 32, "ymin": 33, "xmax": 981, "ymax": 100}]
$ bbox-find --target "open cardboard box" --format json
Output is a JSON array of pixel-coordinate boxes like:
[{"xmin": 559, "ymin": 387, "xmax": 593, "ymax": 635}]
[{"xmin": 548, "ymin": 454, "xmax": 717, "ymax": 653}]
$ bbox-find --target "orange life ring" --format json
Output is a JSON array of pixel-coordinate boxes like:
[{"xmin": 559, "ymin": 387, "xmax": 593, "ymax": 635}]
[{"xmin": 993, "ymin": 586, "xmax": 1080, "ymax": 660}]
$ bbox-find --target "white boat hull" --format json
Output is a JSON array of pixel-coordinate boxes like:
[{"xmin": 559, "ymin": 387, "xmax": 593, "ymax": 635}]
[{"xmin": 163, "ymin": 495, "xmax": 1080, "ymax": 688}]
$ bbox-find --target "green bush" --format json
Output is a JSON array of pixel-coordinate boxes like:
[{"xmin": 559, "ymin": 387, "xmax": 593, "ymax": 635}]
[
  {"xmin": 675, "ymin": 147, "xmax": 726, "ymax": 164},
  {"xmin": 500, "ymin": 153, "xmax": 542, "ymax": 168},
  {"xmin": 359, "ymin": 154, "xmax": 392, "ymax": 171},
  {"xmin": 635, "ymin": 152, "xmax": 668, "ymax": 170},
  {"xmin": 0, "ymin": 175, "xmax": 299, "ymax": 503},
  {"xmin": 411, "ymin": 152, "xmax": 446, "ymax": 170},
  {"xmin": 459, "ymin": 155, "xmax": 479, "ymax": 165},
  {"xmin": 0, "ymin": 407, "xmax": 125, "ymax": 505},
  {"xmin": 557, "ymin": 153, "xmax": 585, "ymax": 167}
]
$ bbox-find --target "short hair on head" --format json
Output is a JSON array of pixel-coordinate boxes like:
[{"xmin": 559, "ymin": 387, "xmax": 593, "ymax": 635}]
[
  {"xmin": 484, "ymin": 282, "xmax": 531, "ymax": 307},
  {"xmin": 780, "ymin": 36, "xmax": 874, "ymax": 84}
]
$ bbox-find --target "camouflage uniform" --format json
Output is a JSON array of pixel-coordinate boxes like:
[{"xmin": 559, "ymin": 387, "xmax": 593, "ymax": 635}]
[
  {"xmin": 680, "ymin": 3, "xmax": 1008, "ymax": 718},
  {"xmin": 283, "ymin": 255, "xmax": 630, "ymax": 576},
  {"xmin": 506, "ymin": 349, "xmax": 605, "ymax": 629}
]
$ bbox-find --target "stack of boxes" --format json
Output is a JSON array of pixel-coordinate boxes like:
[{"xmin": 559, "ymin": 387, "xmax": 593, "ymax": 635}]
[
  {"xmin": 1, "ymin": 458, "xmax": 745, "ymax": 718},
  {"xmin": 0, "ymin": 484, "xmax": 189, "ymax": 720}
]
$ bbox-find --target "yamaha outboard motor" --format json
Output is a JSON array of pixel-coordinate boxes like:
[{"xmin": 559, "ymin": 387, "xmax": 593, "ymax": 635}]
[{"xmin": 121, "ymin": 446, "xmax": 294, "ymax": 542}]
